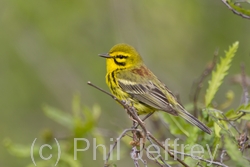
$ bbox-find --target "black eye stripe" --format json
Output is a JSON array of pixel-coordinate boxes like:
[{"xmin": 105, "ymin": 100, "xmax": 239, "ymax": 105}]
[
  {"xmin": 113, "ymin": 54, "xmax": 128, "ymax": 66},
  {"xmin": 114, "ymin": 59, "xmax": 126, "ymax": 66},
  {"xmin": 116, "ymin": 55, "xmax": 128, "ymax": 59}
]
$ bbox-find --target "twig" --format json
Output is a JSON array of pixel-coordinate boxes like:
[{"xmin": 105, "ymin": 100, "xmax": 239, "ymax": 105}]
[
  {"xmin": 148, "ymin": 133, "xmax": 189, "ymax": 167},
  {"xmin": 243, "ymin": 156, "xmax": 250, "ymax": 162},
  {"xmin": 142, "ymin": 112, "xmax": 155, "ymax": 122},
  {"xmin": 196, "ymin": 162, "xmax": 204, "ymax": 167},
  {"xmin": 142, "ymin": 159, "xmax": 148, "ymax": 167},
  {"xmin": 191, "ymin": 49, "xmax": 218, "ymax": 117},
  {"xmin": 239, "ymin": 63, "xmax": 250, "ymax": 136},
  {"xmin": 131, "ymin": 147, "xmax": 140, "ymax": 167},
  {"xmin": 206, "ymin": 108, "xmax": 236, "ymax": 138},
  {"xmin": 240, "ymin": 63, "xmax": 249, "ymax": 105},
  {"xmin": 231, "ymin": 112, "xmax": 246, "ymax": 121},
  {"xmin": 237, "ymin": 131, "xmax": 250, "ymax": 152},
  {"xmin": 146, "ymin": 135, "xmax": 172, "ymax": 167},
  {"xmin": 169, "ymin": 150, "xmax": 228, "ymax": 167},
  {"xmin": 134, "ymin": 112, "xmax": 155, "ymax": 129},
  {"xmin": 88, "ymin": 81, "xmax": 148, "ymax": 139},
  {"xmin": 130, "ymin": 110, "xmax": 188, "ymax": 166},
  {"xmin": 104, "ymin": 128, "xmax": 142, "ymax": 166},
  {"xmin": 221, "ymin": 0, "xmax": 250, "ymax": 19},
  {"xmin": 87, "ymin": 81, "xmax": 116, "ymax": 99},
  {"xmin": 220, "ymin": 150, "xmax": 227, "ymax": 163},
  {"xmin": 88, "ymin": 81, "xmax": 189, "ymax": 166},
  {"xmin": 144, "ymin": 149, "xmax": 164, "ymax": 167},
  {"xmin": 221, "ymin": 113, "xmax": 241, "ymax": 134}
]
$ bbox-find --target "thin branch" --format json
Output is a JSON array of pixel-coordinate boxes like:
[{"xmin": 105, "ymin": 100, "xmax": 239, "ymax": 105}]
[
  {"xmin": 134, "ymin": 112, "xmax": 155, "ymax": 129},
  {"xmin": 131, "ymin": 147, "xmax": 148, "ymax": 167},
  {"xmin": 142, "ymin": 159, "xmax": 148, "ymax": 167},
  {"xmin": 88, "ymin": 81, "xmax": 189, "ymax": 167},
  {"xmin": 146, "ymin": 135, "xmax": 172, "ymax": 167},
  {"xmin": 231, "ymin": 112, "xmax": 246, "ymax": 121},
  {"xmin": 207, "ymin": 110, "xmax": 236, "ymax": 139},
  {"xmin": 148, "ymin": 133, "xmax": 189, "ymax": 167},
  {"xmin": 221, "ymin": 113, "xmax": 241, "ymax": 134},
  {"xmin": 88, "ymin": 81, "xmax": 147, "ymax": 139},
  {"xmin": 237, "ymin": 63, "xmax": 249, "ymax": 140},
  {"xmin": 220, "ymin": 150, "xmax": 227, "ymax": 163},
  {"xmin": 87, "ymin": 81, "xmax": 116, "ymax": 99},
  {"xmin": 243, "ymin": 156, "xmax": 250, "ymax": 162},
  {"xmin": 221, "ymin": 0, "xmax": 250, "ymax": 19},
  {"xmin": 191, "ymin": 49, "xmax": 218, "ymax": 117},
  {"xmin": 142, "ymin": 112, "xmax": 155, "ymax": 122},
  {"xmin": 240, "ymin": 63, "xmax": 249, "ymax": 105},
  {"xmin": 169, "ymin": 150, "xmax": 228, "ymax": 167},
  {"xmin": 104, "ymin": 128, "xmax": 141, "ymax": 166},
  {"xmin": 131, "ymin": 147, "xmax": 140, "ymax": 167},
  {"xmin": 150, "ymin": 133, "xmax": 227, "ymax": 167},
  {"xmin": 144, "ymin": 149, "xmax": 164, "ymax": 167},
  {"xmin": 196, "ymin": 162, "xmax": 204, "ymax": 167},
  {"xmin": 237, "ymin": 131, "xmax": 250, "ymax": 152}
]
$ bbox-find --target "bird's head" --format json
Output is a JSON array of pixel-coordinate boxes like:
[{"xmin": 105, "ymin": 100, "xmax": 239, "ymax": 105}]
[{"xmin": 99, "ymin": 43, "xmax": 143, "ymax": 73}]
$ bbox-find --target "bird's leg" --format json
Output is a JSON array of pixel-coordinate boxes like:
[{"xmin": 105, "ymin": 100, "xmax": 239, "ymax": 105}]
[
  {"xmin": 122, "ymin": 100, "xmax": 139, "ymax": 124},
  {"xmin": 121, "ymin": 100, "xmax": 146, "ymax": 149},
  {"xmin": 142, "ymin": 112, "xmax": 154, "ymax": 121}
]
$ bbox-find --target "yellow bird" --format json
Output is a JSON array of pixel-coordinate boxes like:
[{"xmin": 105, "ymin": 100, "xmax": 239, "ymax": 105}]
[{"xmin": 99, "ymin": 43, "xmax": 211, "ymax": 134}]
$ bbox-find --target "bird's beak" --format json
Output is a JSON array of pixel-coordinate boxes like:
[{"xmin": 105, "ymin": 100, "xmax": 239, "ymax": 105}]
[{"xmin": 98, "ymin": 53, "xmax": 112, "ymax": 58}]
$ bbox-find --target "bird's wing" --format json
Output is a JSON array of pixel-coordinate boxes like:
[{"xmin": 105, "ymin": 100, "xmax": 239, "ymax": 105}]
[
  {"xmin": 116, "ymin": 69, "xmax": 213, "ymax": 134},
  {"xmin": 117, "ymin": 73, "xmax": 178, "ymax": 115}
]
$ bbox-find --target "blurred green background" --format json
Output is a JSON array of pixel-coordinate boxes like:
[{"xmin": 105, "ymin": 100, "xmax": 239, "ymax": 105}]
[{"xmin": 1, "ymin": 0, "xmax": 250, "ymax": 166}]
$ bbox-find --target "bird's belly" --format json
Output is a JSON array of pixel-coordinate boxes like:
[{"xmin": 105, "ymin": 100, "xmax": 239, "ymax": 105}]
[
  {"xmin": 115, "ymin": 89, "xmax": 155, "ymax": 115},
  {"xmin": 106, "ymin": 75, "xmax": 155, "ymax": 115},
  {"xmin": 133, "ymin": 102, "xmax": 155, "ymax": 115}
]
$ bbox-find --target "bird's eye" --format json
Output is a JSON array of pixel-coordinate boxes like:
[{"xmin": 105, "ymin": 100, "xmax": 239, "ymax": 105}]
[{"xmin": 116, "ymin": 55, "xmax": 127, "ymax": 59}]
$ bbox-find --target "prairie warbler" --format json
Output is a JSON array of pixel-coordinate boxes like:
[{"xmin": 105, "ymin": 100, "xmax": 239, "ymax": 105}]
[{"xmin": 99, "ymin": 43, "xmax": 211, "ymax": 134}]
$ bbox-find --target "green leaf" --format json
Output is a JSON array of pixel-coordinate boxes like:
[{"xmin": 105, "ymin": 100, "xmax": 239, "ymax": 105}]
[
  {"xmin": 237, "ymin": 103, "xmax": 250, "ymax": 112},
  {"xmin": 43, "ymin": 105, "xmax": 73, "ymax": 129},
  {"xmin": 224, "ymin": 109, "xmax": 236, "ymax": 118},
  {"xmin": 238, "ymin": 103, "xmax": 250, "ymax": 120},
  {"xmin": 205, "ymin": 41, "xmax": 239, "ymax": 107},
  {"xmin": 214, "ymin": 122, "xmax": 221, "ymax": 137}
]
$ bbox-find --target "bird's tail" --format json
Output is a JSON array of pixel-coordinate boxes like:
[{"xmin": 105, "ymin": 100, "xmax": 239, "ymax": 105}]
[{"xmin": 175, "ymin": 104, "xmax": 211, "ymax": 134}]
